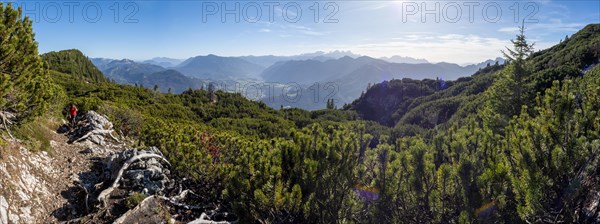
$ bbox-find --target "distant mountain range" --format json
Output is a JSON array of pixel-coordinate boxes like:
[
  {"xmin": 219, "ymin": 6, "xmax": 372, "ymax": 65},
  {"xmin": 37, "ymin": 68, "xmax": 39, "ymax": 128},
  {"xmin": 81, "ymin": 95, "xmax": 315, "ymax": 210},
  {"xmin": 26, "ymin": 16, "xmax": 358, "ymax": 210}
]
[
  {"xmin": 91, "ymin": 51, "xmax": 504, "ymax": 109},
  {"xmin": 90, "ymin": 58, "xmax": 115, "ymax": 71},
  {"xmin": 239, "ymin": 50, "xmax": 359, "ymax": 67},
  {"xmin": 258, "ymin": 56, "xmax": 504, "ymax": 110},
  {"xmin": 91, "ymin": 59, "xmax": 202, "ymax": 93},
  {"xmin": 260, "ymin": 56, "xmax": 503, "ymax": 84},
  {"xmin": 379, "ymin": 55, "xmax": 430, "ymax": 64},
  {"xmin": 175, "ymin": 54, "xmax": 265, "ymax": 79},
  {"xmin": 138, "ymin": 69, "xmax": 203, "ymax": 93},
  {"xmin": 101, "ymin": 59, "xmax": 165, "ymax": 83},
  {"xmin": 142, "ymin": 57, "xmax": 185, "ymax": 68}
]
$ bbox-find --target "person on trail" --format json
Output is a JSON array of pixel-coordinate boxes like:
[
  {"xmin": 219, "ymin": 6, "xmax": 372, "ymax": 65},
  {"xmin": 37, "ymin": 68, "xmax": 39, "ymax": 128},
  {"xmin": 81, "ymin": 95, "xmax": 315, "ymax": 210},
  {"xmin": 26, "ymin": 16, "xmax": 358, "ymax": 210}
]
[{"xmin": 68, "ymin": 104, "xmax": 78, "ymax": 128}]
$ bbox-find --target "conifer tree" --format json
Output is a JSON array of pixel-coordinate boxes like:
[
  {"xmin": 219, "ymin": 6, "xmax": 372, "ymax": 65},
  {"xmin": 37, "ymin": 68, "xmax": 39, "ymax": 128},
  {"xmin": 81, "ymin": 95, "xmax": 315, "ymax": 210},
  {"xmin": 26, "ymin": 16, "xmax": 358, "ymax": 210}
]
[
  {"xmin": 482, "ymin": 22, "xmax": 534, "ymax": 131},
  {"xmin": 0, "ymin": 3, "xmax": 52, "ymax": 123},
  {"xmin": 326, "ymin": 98, "xmax": 336, "ymax": 109},
  {"xmin": 501, "ymin": 22, "xmax": 534, "ymax": 106}
]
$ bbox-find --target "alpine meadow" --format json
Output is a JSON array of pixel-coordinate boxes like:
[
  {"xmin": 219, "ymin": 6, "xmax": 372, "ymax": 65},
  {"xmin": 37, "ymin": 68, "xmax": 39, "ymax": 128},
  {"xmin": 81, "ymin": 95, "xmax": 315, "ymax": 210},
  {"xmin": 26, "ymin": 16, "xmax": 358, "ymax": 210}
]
[{"xmin": 0, "ymin": 1, "xmax": 599, "ymax": 224}]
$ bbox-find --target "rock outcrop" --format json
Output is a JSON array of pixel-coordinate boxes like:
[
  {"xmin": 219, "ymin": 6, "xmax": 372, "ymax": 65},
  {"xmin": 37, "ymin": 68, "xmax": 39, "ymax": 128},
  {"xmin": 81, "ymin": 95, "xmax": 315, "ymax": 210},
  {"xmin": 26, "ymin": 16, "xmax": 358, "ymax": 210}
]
[
  {"xmin": 61, "ymin": 110, "xmax": 119, "ymax": 145},
  {"xmin": 0, "ymin": 111, "xmax": 238, "ymax": 223},
  {"xmin": 97, "ymin": 147, "xmax": 172, "ymax": 206},
  {"xmin": 80, "ymin": 145, "xmax": 238, "ymax": 223},
  {"xmin": 0, "ymin": 146, "xmax": 60, "ymax": 223}
]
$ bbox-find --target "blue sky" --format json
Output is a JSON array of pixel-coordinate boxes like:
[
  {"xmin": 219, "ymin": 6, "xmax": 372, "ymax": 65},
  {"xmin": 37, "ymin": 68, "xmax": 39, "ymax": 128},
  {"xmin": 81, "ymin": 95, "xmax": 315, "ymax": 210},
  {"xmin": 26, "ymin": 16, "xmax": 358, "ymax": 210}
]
[{"xmin": 8, "ymin": 0, "xmax": 600, "ymax": 64}]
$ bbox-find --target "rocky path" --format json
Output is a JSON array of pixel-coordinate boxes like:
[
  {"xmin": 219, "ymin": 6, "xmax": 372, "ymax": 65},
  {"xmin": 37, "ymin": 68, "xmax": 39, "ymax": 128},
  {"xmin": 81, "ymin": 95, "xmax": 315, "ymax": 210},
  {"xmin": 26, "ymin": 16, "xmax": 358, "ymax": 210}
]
[
  {"xmin": 1, "ymin": 111, "xmax": 236, "ymax": 224},
  {"xmin": 0, "ymin": 115, "xmax": 123, "ymax": 223}
]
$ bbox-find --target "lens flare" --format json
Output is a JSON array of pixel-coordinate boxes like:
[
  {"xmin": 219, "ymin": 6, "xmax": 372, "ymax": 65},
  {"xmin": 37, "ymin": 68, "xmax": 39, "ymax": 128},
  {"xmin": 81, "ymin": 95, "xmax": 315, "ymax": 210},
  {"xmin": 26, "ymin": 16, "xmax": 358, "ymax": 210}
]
[
  {"xmin": 475, "ymin": 200, "xmax": 497, "ymax": 218},
  {"xmin": 354, "ymin": 183, "xmax": 380, "ymax": 201}
]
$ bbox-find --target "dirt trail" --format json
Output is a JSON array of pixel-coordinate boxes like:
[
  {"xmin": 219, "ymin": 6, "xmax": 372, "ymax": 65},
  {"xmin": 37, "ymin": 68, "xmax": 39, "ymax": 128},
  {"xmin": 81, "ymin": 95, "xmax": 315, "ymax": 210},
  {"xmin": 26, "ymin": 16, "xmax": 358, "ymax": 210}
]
[{"xmin": 0, "ymin": 121, "xmax": 122, "ymax": 223}]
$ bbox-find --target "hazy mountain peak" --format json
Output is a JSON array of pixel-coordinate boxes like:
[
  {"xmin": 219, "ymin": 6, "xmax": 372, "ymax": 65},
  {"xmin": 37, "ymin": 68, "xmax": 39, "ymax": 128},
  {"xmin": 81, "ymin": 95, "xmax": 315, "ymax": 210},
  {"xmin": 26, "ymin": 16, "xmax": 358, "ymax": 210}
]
[
  {"xmin": 380, "ymin": 55, "xmax": 430, "ymax": 64},
  {"xmin": 463, "ymin": 57, "xmax": 505, "ymax": 68},
  {"xmin": 174, "ymin": 54, "xmax": 264, "ymax": 79},
  {"xmin": 296, "ymin": 50, "xmax": 362, "ymax": 59},
  {"xmin": 116, "ymin": 59, "xmax": 136, "ymax": 64},
  {"xmin": 150, "ymin": 57, "xmax": 183, "ymax": 61},
  {"xmin": 142, "ymin": 57, "xmax": 184, "ymax": 68}
]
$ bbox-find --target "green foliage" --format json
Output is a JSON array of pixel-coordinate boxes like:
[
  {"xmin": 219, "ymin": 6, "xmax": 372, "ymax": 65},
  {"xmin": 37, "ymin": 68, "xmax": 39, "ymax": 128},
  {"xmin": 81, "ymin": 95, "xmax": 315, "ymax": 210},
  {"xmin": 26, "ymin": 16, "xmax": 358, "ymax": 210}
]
[
  {"xmin": 98, "ymin": 103, "xmax": 144, "ymax": 137},
  {"xmin": 348, "ymin": 66, "xmax": 501, "ymax": 130},
  {"xmin": 529, "ymin": 65, "xmax": 581, "ymax": 94},
  {"xmin": 482, "ymin": 25, "xmax": 535, "ymax": 133},
  {"xmin": 125, "ymin": 192, "xmax": 147, "ymax": 209},
  {"xmin": 140, "ymin": 121, "xmax": 371, "ymax": 223},
  {"xmin": 13, "ymin": 118, "xmax": 57, "ymax": 152},
  {"xmin": 504, "ymin": 71, "xmax": 600, "ymax": 222},
  {"xmin": 398, "ymin": 97, "xmax": 462, "ymax": 129},
  {"xmin": 347, "ymin": 78, "xmax": 443, "ymax": 126},
  {"xmin": 41, "ymin": 49, "xmax": 108, "ymax": 83},
  {"xmin": 0, "ymin": 3, "xmax": 54, "ymax": 123},
  {"xmin": 529, "ymin": 24, "xmax": 600, "ymax": 70},
  {"xmin": 326, "ymin": 98, "xmax": 336, "ymax": 109}
]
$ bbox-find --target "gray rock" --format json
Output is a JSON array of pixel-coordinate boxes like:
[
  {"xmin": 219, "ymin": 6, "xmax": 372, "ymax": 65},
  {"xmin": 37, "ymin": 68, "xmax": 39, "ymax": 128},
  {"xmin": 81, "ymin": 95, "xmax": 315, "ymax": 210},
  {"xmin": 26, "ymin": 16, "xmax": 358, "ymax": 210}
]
[
  {"xmin": 68, "ymin": 111, "xmax": 117, "ymax": 145},
  {"xmin": 113, "ymin": 196, "xmax": 169, "ymax": 224},
  {"xmin": 103, "ymin": 148, "xmax": 171, "ymax": 195},
  {"xmin": 88, "ymin": 135, "xmax": 105, "ymax": 146},
  {"xmin": 0, "ymin": 196, "xmax": 8, "ymax": 224}
]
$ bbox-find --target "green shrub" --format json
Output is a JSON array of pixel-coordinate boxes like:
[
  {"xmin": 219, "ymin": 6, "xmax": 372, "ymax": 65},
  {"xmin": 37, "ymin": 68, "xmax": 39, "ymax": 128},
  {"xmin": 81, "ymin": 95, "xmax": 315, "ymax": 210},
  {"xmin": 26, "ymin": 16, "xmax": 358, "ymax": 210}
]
[
  {"xmin": 124, "ymin": 192, "xmax": 147, "ymax": 209},
  {"xmin": 13, "ymin": 118, "xmax": 56, "ymax": 152},
  {"xmin": 99, "ymin": 103, "xmax": 144, "ymax": 137}
]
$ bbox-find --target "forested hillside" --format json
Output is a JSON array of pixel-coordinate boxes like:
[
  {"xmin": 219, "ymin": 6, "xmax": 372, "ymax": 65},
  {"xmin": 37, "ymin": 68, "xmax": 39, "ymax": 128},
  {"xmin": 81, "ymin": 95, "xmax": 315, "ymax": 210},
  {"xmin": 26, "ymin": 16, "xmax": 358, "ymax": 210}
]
[
  {"xmin": 99, "ymin": 59, "xmax": 165, "ymax": 83},
  {"xmin": 349, "ymin": 24, "xmax": 599, "ymax": 132},
  {"xmin": 175, "ymin": 54, "xmax": 265, "ymax": 79},
  {"xmin": 1, "ymin": 2, "xmax": 598, "ymax": 222},
  {"xmin": 42, "ymin": 49, "xmax": 109, "ymax": 83}
]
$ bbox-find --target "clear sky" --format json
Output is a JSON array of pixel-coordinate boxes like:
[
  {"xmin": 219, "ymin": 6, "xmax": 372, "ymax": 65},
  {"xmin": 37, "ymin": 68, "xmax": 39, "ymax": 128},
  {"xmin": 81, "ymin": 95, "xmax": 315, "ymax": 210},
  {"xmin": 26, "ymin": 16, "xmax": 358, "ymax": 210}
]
[{"xmin": 8, "ymin": 0, "xmax": 600, "ymax": 64}]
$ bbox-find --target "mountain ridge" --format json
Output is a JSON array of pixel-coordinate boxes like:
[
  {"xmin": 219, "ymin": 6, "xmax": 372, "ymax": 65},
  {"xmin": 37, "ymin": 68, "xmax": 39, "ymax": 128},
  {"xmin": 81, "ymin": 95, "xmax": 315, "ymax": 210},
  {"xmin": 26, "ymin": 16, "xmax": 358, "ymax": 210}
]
[
  {"xmin": 174, "ymin": 54, "xmax": 265, "ymax": 80},
  {"xmin": 92, "ymin": 53, "xmax": 505, "ymax": 110},
  {"xmin": 42, "ymin": 49, "xmax": 108, "ymax": 83}
]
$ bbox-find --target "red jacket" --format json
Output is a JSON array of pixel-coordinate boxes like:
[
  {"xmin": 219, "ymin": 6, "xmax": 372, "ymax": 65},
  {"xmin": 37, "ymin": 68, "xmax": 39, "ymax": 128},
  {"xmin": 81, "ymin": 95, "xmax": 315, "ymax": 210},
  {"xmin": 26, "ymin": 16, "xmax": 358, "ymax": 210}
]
[{"xmin": 70, "ymin": 106, "xmax": 78, "ymax": 117}]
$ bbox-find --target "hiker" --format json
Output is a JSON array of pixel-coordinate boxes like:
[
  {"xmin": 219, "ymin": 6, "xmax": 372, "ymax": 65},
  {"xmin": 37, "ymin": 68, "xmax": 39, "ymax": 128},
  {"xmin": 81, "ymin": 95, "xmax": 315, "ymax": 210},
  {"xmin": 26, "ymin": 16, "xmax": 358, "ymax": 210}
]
[{"xmin": 68, "ymin": 104, "xmax": 78, "ymax": 128}]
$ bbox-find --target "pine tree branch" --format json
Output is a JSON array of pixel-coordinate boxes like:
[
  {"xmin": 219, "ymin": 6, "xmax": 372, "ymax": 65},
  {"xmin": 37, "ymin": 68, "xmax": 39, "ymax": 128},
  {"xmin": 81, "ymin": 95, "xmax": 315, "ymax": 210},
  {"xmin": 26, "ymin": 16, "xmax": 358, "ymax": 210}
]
[{"xmin": 0, "ymin": 111, "xmax": 15, "ymax": 141}]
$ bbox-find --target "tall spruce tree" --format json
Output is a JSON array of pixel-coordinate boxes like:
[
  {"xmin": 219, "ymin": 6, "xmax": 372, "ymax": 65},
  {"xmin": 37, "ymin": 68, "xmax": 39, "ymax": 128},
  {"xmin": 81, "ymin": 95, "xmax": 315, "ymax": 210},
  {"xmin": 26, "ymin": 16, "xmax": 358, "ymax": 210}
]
[
  {"xmin": 502, "ymin": 22, "xmax": 534, "ymax": 108},
  {"xmin": 482, "ymin": 22, "xmax": 534, "ymax": 132}
]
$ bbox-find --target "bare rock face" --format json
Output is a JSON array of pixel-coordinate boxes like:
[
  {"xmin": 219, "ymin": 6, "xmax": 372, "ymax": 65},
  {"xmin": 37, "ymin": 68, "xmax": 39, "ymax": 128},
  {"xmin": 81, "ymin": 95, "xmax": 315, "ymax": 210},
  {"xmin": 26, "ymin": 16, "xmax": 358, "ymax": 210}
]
[
  {"xmin": 0, "ymin": 196, "xmax": 8, "ymax": 224},
  {"xmin": 112, "ymin": 196, "xmax": 173, "ymax": 224},
  {"xmin": 0, "ymin": 146, "xmax": 60, "ymax": 223}
]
